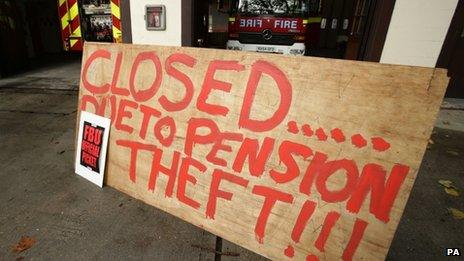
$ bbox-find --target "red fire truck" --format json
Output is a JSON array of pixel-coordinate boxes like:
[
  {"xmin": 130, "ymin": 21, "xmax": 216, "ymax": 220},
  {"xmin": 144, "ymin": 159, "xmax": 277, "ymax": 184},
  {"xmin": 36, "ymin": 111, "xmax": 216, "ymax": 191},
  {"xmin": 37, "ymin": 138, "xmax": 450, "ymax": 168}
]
[
  {"xmin": 57, "ymin": 0, "xmax": 122, "ymax": 51},
  {"xmin": 226, "ymin": 0, "xmax": 320, "ymax": 55}
]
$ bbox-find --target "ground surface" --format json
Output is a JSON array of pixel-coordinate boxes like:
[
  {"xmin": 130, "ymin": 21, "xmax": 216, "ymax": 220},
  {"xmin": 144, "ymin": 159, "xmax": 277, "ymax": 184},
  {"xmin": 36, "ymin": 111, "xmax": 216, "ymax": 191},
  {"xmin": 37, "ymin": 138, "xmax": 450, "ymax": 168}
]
[{"xmin": 0, "ymin": 57, "xmax": 463, "ymax": 260}]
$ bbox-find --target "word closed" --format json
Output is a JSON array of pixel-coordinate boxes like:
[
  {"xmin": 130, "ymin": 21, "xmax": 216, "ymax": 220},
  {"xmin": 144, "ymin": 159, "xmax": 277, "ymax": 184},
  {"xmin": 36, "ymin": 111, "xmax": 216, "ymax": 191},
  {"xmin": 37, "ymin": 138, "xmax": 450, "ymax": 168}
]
[{"xmin": 77, "ymin": 43, "xmax": 448, "ymax": 260}]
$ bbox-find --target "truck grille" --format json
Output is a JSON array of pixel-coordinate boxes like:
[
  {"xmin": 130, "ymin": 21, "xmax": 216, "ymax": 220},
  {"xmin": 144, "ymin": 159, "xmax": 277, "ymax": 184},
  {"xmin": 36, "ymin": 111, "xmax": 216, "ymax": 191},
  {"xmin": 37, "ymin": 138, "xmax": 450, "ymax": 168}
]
[{"xmin": 238, "ymin": 32, "xmax": 295, "ymax": 46}]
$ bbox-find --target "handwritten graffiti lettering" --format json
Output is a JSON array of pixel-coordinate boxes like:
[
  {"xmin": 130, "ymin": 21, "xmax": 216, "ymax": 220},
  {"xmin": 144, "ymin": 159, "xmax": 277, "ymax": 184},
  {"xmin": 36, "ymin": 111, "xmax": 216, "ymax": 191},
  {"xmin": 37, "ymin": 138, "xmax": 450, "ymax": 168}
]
[
  {"xmin": 80, "ymin": 48, "xmax": 408, "ymax": 260},
  {"xmin": 78, "ymin": 44, "xmax": 446, "ymax": 260}
]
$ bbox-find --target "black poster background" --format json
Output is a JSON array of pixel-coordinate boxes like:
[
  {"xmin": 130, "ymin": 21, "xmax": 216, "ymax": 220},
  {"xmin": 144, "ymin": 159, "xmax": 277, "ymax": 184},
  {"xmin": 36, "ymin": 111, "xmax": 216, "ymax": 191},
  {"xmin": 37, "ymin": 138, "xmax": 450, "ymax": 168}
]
[{"xmin": 80, "ymin": 121, "xmax": 105, "ymax": 173}]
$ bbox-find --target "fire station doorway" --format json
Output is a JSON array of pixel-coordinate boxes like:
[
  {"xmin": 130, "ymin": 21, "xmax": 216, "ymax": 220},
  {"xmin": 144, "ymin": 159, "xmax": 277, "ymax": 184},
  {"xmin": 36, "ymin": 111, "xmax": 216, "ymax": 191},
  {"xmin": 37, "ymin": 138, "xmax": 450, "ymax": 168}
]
[
  {"xmin": 193, "ymin": 0, "xmax": 394, "ymax": 62},
  {"xmin": 192, "ymin": 0, "xmax": 209, "ymax": 47},
  {"xmin": 0, "ymin": 0, "xmax": 64, "ymax": 77},
  {"xmin": 24, "ymin": 0, "xmax": 63, "ymax": 57}
]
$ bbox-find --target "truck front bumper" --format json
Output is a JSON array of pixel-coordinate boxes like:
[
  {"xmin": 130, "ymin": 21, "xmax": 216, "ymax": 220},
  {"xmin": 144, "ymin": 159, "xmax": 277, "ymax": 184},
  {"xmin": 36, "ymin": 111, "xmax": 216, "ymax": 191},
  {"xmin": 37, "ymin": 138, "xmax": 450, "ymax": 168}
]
[{"xmin": 226, "ymin": 40, "xmax": 305, "ymax": 56}]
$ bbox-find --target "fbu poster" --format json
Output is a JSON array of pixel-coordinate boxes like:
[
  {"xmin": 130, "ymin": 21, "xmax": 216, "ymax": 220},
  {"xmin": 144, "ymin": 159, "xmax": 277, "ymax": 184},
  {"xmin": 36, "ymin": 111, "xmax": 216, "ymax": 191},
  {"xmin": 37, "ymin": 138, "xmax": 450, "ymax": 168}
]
[{"xmin": 75, "ymin": 111, "xmax": 110, "ymax": 187}]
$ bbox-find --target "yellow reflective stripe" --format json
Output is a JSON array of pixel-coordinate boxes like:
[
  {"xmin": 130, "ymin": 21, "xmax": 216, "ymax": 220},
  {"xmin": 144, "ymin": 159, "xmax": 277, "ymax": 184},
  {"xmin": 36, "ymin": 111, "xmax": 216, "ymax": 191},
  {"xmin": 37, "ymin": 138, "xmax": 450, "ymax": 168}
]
[
  {"xmin": 59, "ymin": 0, "xmax": 69, "ymax": 30},
  {"xmin": 71, "ymin": 25, "xmax": 81, "ymax": 37},
  {"xmin": 303, "ymin": 19, "xmax": 308, "ymax": 24},
  {"xmin": 60, "ymin": 1, "xmax": 79, "ymax": 30},
  {"xmin": 60, "ymin": 14, "xmax": 68, "ymax": 29},
  {"xmin": 111, "ymin": 1, "xmax": 120, "ymax": 20},
  {"xmin": 69, "ymin": 2, "xmax": 79, "ymax": 21},
  {"xmin": 113, "ymin": 26, "xmax": 122, "ymax": 43},
  {"xmin": 112, "ymin": 25, "xmax": 122, "ymax": 38},
  {"xmin": 307, "ymin": 17, "xmax": 322, "ymax": 24},
  {"xmin": 228, "ymin": 17, "xmax": 235, "ymax": 22},
  {"xmin": 70, "ymin": 39, "xmax": 78, "ymax": 47}
]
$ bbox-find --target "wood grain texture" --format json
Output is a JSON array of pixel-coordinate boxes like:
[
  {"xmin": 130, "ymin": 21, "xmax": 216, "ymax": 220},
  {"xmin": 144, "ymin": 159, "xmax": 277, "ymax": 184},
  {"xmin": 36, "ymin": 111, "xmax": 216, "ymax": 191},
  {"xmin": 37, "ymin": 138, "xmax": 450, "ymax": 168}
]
[{"xmin": 76, "ymin": 42, "xmax": 448, "ymax": 260}]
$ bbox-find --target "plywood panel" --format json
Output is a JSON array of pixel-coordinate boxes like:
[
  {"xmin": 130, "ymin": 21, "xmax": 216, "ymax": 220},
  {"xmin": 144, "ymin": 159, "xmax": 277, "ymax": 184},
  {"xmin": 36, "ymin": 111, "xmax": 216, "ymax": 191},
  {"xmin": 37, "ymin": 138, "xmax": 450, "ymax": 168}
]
[{"xmin": 77, "ymin": 42, "xmax": 448, "ymax": 260}]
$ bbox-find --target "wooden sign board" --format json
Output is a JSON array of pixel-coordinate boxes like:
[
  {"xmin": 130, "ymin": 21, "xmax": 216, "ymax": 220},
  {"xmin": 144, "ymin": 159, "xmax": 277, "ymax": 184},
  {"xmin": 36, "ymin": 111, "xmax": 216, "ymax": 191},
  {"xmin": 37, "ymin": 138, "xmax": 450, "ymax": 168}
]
[{"xmin": 77, "ymin": 43, "xmax": 448, "ymax": 260}]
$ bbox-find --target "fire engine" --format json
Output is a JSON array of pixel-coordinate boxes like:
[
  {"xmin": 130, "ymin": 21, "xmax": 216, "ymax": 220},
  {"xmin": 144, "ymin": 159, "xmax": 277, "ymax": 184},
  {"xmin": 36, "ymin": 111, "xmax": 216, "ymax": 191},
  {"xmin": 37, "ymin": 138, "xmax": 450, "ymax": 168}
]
[
  {"xmin": 57, "ymin": 0, "xmax": 122, "ymax": 51},
  {"xmin": 226, "ymin": 0, "xmax": 320, "ymax": 55}
]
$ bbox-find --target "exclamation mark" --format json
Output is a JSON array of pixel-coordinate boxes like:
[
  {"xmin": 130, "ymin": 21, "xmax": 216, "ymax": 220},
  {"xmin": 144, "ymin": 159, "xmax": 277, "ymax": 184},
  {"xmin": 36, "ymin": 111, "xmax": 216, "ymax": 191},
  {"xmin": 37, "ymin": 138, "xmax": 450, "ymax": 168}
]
[
  {"xmin": 342, "ymin": 218, "xmax": 368, "ymax": 261},
  {"xmin": 314, "ymin": 211, "xmax": 341, "ymax": 252},
  {"xmin": 284, "ymin": 201, "xmax": 317, "ymax": 258}
]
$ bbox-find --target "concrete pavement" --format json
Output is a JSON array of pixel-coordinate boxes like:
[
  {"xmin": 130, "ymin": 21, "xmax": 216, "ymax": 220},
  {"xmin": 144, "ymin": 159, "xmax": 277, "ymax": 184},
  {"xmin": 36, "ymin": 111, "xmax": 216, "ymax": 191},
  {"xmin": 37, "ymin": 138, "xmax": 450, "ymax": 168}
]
[{"xmin": 0, "ymin": 56, "xmax": 463, "ymax": 260}]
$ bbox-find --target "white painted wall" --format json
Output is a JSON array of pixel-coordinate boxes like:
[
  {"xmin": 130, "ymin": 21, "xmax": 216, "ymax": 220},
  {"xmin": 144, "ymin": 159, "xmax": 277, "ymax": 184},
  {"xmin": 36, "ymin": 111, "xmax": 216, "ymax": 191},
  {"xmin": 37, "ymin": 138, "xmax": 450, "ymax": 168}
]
[
  {"xmin": 380, "ymin": 0, "xmax": 458, "ymax": 67},
  {"xmin": 130, "ymin": 0, "xmax": 182, "ymax": 46}
]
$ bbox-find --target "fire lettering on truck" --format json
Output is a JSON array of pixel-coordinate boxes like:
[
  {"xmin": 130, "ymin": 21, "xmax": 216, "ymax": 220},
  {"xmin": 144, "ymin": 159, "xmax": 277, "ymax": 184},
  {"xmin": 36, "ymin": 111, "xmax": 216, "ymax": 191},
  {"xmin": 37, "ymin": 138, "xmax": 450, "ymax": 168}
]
[
  {"xmin": 275, "ymin": 20, "xmax": 298, "ymax": 29},
  {"xmin": 240, "ymin": 19, "xmax": 263, "ymax": 28}
]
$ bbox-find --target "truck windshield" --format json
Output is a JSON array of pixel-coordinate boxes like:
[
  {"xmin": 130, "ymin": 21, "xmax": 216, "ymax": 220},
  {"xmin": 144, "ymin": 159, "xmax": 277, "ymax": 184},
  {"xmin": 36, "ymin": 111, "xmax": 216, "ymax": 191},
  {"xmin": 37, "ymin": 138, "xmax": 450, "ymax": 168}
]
[{"xmin": 236, "ymin": 0, "xmax": 310, "ymax": 16}]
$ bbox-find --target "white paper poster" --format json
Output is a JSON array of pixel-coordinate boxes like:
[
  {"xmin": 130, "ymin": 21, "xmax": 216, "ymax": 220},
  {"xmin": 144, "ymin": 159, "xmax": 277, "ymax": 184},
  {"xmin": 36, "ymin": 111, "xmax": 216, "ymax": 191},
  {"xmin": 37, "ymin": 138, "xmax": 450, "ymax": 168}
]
[{"xmin": 75, "ymin": 111, "xmax": 110, "ymax": 187}]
